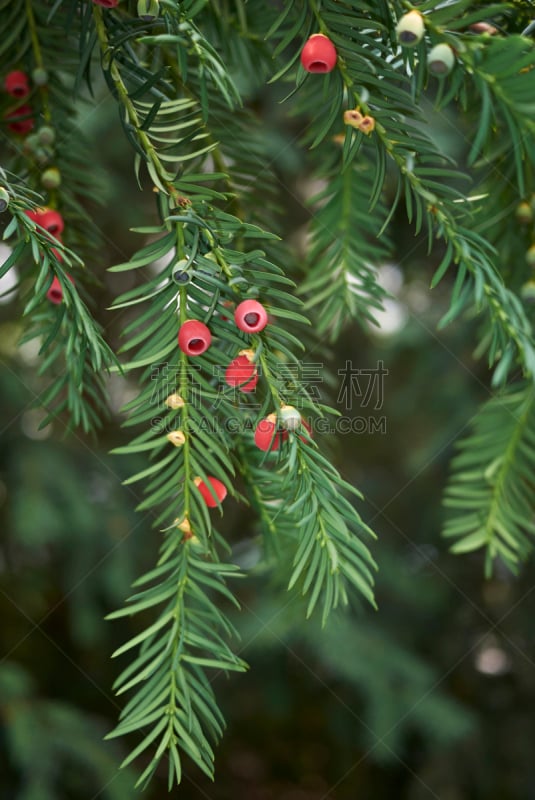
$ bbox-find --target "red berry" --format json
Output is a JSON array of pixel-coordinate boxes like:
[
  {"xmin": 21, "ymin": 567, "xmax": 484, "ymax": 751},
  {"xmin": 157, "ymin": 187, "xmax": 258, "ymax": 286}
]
[
  {"xmin": 6, "ymin": 104, "xmax": 34, "ymax": 135},
  {"xmin": 46, "ymin": 273, "xmax": 73, "ymax": 305},
  {"xmin": 194, "ymin": 476, "xmax": 227, "ymax": 508},
  {"xmin": 177, "ymin": 319, "xmax": 212, "ymax": 356},
  {"xmin": 225, "ymin": 354, "xmax": 258, "ymax": 393},
  {"xmin": 254, "ymin": 413, "xmax": 289, "ymax": 452},
  {"xmin": 234, "ymin": 300, "xmax": 268, "ymax": 334},
  {"xmin": 40, "ymin": 209, "xmax": 64, "ymax": 236},
  {"xmin": 4, "ymin": 71, "xmax": 30, "ymax": 98},
  {"xmin": 25, "ymin": 207, "xmax": 65, "ymax": 236},
  {"xmin": 92, "ymin": 0, "xmax": 119, "ymax": 5},
  {"xmin": 300, "ymin": 34, "xmax": 337, "ymax": 74}
]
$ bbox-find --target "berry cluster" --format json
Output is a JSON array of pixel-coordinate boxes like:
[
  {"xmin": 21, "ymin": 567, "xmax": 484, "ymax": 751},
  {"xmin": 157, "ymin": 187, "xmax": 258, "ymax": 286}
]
[
  {"xmin": 395, "ymin": 11, "xmax": 456, "ymax": 76},
  {"xmin": 517, "ymin": 197, "xmax": 535, "ymax": 270},
  {"xmin": 172, "ymin": 297, "xmax": 312, "ymax": 509},
  {"xmin": 24, "ymin": 206, "xmax": 72, "ymax": 303},
  {"xmin": 3, "ymin": 67, "xmax": 69, "ymax": 303},
  {"xmin": 3, "ymin": 70, "xmax": 34, "ymax": 135}
]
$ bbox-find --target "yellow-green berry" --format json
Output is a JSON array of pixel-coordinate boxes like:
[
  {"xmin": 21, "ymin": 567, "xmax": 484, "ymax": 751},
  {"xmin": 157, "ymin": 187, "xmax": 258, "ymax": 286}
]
[
  {"xmin": 32, "ymin": 67, "xmax": 48, "ymax": 86},
  {"xmin": 428, "ymin": 43, "xmax": 456, "ymax": 76},
  {"xmin": 38, "ymin": 126, "xmax": 56, "ymax": 146},
  {"xmin": 516, "ymin": 201, "xmax": 533, "ymax": 225},
  {"xmin": 137, "ymin": 0, "xmax": 159, "ymax": 19},
  {"xmin": 41, "ymin": 167, "xmax": 61, "ymax": 189},
  {"xmin": 396, "ymin": 10, "xmax": 425, "ymax": 47},
  {"xmin": 0, "ymin": 187, "xmax": 10, "ymax": 212}
]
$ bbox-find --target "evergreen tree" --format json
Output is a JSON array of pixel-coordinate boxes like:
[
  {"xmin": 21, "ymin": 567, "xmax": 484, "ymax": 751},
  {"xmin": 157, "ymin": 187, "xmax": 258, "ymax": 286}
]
[{"xmin": 0, "ymin": 0, "xmax": 534, "ymax": 792}]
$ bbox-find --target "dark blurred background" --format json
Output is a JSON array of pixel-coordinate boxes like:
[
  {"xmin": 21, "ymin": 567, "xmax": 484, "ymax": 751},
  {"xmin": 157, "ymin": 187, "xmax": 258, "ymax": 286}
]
[{"xmin": 1, "ymin": 78, "xmax": 535, "ymax": 800}]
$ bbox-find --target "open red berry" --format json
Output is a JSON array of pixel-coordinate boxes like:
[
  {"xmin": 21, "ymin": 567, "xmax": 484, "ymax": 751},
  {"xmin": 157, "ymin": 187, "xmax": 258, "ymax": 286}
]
[
  {"xmin": 225, "ymin": 353, "xmax": 258, "ymax": 393},
  {"xmin": 25, "ymin": 207, "xmax": 64, "ymax": 236},
  {"xmin": 178, "ymin": 319, "xmax": 212, "ymax": 356},
  {"xmin": 4, "ymin": 71, "xmax": 30, "ymax": 98},
  {"xmin": 300, "ymin": 34, "xmax": 337, "ymax": 73},
  {"xmin": 46, "ymin": 273, "xmax": 74, "ymax": 305},
  {"xmin": 234, "ymin": 300, "xmax": 268, "ymax": 334},
  {"xmin": 40, "ymin": 209, "xmax": 64, "ymax": 236},
  {"xmin": 194, "ymin": 476, "xmax": 227, "ymax": 508},
  {"xmin": 254, "ymin": 413, "xmax": 289, "ymax": 452},
  {"xmin": 6, "ymin": 104, "xmax": 34, "ymax": 135}
]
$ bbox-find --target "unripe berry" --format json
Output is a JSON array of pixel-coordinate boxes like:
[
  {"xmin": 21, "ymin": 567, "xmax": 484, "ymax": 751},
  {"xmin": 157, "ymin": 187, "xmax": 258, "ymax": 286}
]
[
  {"xmin": 194, "ymin": 476, "xmax": 227, "ymax": 507},
  {"xmin": 516, "ymin": 201, "xmax": 533, "ymax": 225},
  {"xmin": 0, "ymin": 187, "xmax": 10, "ymax": 212},
  {"xmin": 469, "ymin": 22, "xmax": 498, "ymax": 35},
  {"xmin": 138, "ymin": 0, "xmax": 159, "ymax": 19},
  {"xmin": 300, "ymin": 34, "xmax": 337, "ymax": 73},
  {"xmin": 23, "ymin": 133, "xmax": 40, "ymax": 153},
  {"xmin": 4, "ymin": 71, "xmax": 30, "ymax": 98},
  {"xmin": 526, "ymin": 244, "xmax": 535, "ymax": 269},
  {"xmin": 37, "ymin": 126, "xmax": 56, "ymax": 145},
  {"xmin": 521, "ymin": 280, "xmax": 535, "ymax": 303},
  {"xmin": 41, "ymin": 167, "xmax": 61, "ymax": 189},
  {"xmin": 427, "ymin": 43, "xmax": 455, "ymax": 76},
  {"xmin": 6, "ymin": 105, "xmax": 34, "ymax": 135},
  {"xmin": 225, "ymin": 353, "xmax": 258, "ymax": 393},
  {"xmin": 31, "ymin": 67, "xmax": 49, "ymax": 86},
  {"xmin": 396, "ymin": 10, "xmax": 425, "ymax": 47},
  {"xmin": 177, "ymin": 319, "xmax": 211, "ymax": 356},
  {"xmin": 35, "ymin": 148, "xmax": 51, "ymax": 166},
  {"xmin": 234, "ymin": 299, "xmax": 268, "ymax": 334},
  {"xmin": 280, "ymin": 405, "xmax": 301, "ymax": 431}
]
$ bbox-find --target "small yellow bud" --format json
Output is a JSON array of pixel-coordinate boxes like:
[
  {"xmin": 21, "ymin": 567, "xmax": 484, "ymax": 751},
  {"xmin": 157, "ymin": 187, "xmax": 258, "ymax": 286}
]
[
  {"xmin": 343, "ymin": 108, "xmax": 363, "ymax": 129},
  {"xmin": 176, "ymin": 518, "xmax": 192, "ymax": 534},
  {"xmin": 165, "ymin": 393, "xmax": 185, "ymax": 409},
  {"xmin": 359, "ymin": 115, "xmax": 376, "ymax": 135},
  {"xmin": 167, "ymin": 430, "xmax": 186, "ymax": 447}
]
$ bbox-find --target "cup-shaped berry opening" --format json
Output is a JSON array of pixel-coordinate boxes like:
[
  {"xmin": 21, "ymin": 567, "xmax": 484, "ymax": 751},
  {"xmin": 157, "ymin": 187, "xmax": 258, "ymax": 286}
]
[
  {"xmin": 48, "ymin": 288, "xmax": 62, "ymax": 303},
  {"xmin": 243, "ymin": 312, "xmax": 260, "ymax": 327},
  {"xmin": 399, "ymin": 31, "xmax": 417, "ymax": 43},
  {"xmin": 308, "ymin": 60, "xmax": 329, "ymax": 73},
  {"xmin": 429, "ymin": 60, "xmax": 448, "ymax": 74},
  {"xmin": 188, "ymin": 338, "xmax": 205, "ymax": 353},
  {"xmin": 13, "ymin": 86, "xmax": 27, "ymax": 97}
]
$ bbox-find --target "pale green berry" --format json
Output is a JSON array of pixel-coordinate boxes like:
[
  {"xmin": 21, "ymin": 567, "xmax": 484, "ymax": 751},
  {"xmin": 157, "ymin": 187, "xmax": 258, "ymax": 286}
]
[
  {"xmin": 521, "ymin": 280, "xmax": 535, "ymax": 302},
  {"xmin": 526, "ymin": 244, "xmax": 535, "ymax": 269},
  {"xmin": 396, "ymin": 10, "xmax": 425, "ymax": 47},
  {"xmin": 428, "ymin": 43, "xmax": 456, "ymax": 76},
  {"xmin": 280, "ymin": 405, "xmax": 302, "ymax": 432},
  {"xmin": 0, "ymin": 187, "xmax": 10, "ymax": 212},
  {"xmin": 137, "ymin": 0, "xmax": 159, "ymax": 20},
  {"xmin": 516, "ymin": 201, "xmax": 533, "ymax": 225},
  {"xmin": 32, "ymin": 67, "xmax": 49, "ymax": 86},
  {"xmin": 41, "ymin": 167, "xmax": 61, "ymax": 189},
  {"xmin": 38, "ymin": 126, "xmax": 56, "ymax": 146}
]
